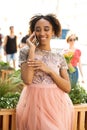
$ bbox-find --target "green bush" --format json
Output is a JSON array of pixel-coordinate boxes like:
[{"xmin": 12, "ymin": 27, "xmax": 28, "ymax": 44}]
[
  {"xmin": 69, "ymin": 83, "xmax": 87, "ymax": 104},
  {"xmin": 0, "ymin": 69, "xmax": 23, "ymax": 109},
  {"xmin": 0, "ymin": 61, "xmax": 14, "ymax": 70},
  {"xmin": 0, "ymin": 92, "xmax": 20, "ymax": 108}
]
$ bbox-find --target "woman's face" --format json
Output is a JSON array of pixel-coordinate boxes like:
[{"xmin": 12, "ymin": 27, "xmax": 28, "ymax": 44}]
[
  {"xmin": 68, "ymin": 35, "xmax": 76, "ymax": 44},
  {"xmin": 34, "ymin": 18, "xmax": 54, "ymax": 45}
]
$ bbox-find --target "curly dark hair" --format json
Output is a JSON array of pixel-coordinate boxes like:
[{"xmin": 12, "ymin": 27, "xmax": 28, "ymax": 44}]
[{"xmin": 29, "ymin": 13, "xmax": 62, "ymax": 37}]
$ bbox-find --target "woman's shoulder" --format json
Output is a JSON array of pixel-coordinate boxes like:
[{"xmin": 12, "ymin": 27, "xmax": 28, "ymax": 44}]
[
  {"xmin": 75, "ymin": 48, "xmax": 81, "ymax": 55},
  {"xmin": 55, "ymin": 51, "xmax": 65, "ymax": 61},
  {"xmin": 19, "ymin": 45, "xmax": 29, "ymax": 65},
  {"xmin": 75, "ymin": 48, "xmax": 81, "ymax": 52},
  {"xmin": 55, "ymin": 51, "xmax": 68, "ymax": 68}
]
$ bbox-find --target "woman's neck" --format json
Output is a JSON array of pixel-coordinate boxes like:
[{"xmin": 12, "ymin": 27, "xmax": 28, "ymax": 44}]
[
  {"xmin": 69, "ymin": 44, "xmax": 75, "ymax": 49},
  {"xmin": 37, "ymin": 44, "xmax": 51, "ymax": 51},
  {"xmin": 69, "ymin": 46, "xmax": 76, "ymax": 52}
]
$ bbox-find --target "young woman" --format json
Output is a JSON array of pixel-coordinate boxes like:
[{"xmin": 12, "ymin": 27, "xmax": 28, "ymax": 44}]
[
  {"xmin": 16, "ymin": 14, "xmax": 74, "ymax": 130},
  {"xmin": 64, "ymin": 31, "xmax": 84, "ymax": 86}
]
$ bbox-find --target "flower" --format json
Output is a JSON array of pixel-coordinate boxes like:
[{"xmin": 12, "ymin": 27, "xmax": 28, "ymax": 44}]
[{"xmin": 64, "ymin": 51, "xmax": 76, "ymax": 73}]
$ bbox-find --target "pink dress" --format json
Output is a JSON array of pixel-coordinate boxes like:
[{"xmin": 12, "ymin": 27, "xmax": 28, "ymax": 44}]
[{"xmin": 16, "ymin": 47, "xmax": 74, "ymax": 130}]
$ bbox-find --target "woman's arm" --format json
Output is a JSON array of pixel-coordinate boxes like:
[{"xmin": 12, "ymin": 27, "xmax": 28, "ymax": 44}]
[
  {"xmin": 20, "ymin": 32, "xmax": 36, "ymax": 85},
  {"xmin": 21, "ymin": 48, "xmax": 35, "ymax": 85},
  {"xmin": 48, "ymin": 68, "xmax": 71, "ymax": 93},
  {"xmin": 78, "ymin": 58, "xmax": 84, "ymax": 82}
]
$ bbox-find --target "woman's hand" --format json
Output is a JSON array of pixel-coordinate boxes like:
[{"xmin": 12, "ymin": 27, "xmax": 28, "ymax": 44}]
[
  {"xmin": 27, "ymin": 59, "xmax": 50, "ymax": 74},
  {"xmin": 81, "ymin": 77, "xmax": 85, "ymax": 83},
  {"xmin": 26, "ymin": 32, "xmax": 37, "ymax": 50}
]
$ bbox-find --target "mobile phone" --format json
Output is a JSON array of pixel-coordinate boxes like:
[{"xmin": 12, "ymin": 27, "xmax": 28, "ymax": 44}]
[{"xmin": 34, "ymin": 35, "xmax": 39, "ymax": 46}]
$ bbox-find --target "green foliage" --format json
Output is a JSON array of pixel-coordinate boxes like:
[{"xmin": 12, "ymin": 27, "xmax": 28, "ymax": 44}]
[
  {"xmin": 0, "ymin": 69, "xmax": 23, "ymax": 109},
  {"xmin": 0, "ymin": 61, "xmax": 14, "ymax": 70},
  {"xmin": 0, "ymin": 92, "xmax": 20, "ymax": 108},
  {"xmin": 8, "ymin": 69, "xmax": 24, "ymax": 92},
  {"xmin": 0, "ymin": 78, "xmax": 16, "ymax": 97},
  {"xmin": 69, "ymin": 83, "xmax": 87, "ymax": 104}
]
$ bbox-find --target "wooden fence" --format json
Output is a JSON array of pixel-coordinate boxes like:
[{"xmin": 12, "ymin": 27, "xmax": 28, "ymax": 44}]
[
  {"xmin": 73, "ymin": 104, "xmax": 87, "ymax": 130},
  {"xmin": 0, "ymin": 109, "xmax": 16, "ymax": 130},
  {"xmin": 0, "ymin": 104, "xmax": 87, "ymax": 130}
]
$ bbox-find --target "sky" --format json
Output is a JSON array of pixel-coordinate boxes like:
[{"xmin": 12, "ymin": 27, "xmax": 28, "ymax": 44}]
[
  {"xmin": 0, "ymin": 0, "xmax": 59, "ymax": 34},
  {"xmin": 0, "ymin": 0, "xmax": 87, "ymax": 43}
]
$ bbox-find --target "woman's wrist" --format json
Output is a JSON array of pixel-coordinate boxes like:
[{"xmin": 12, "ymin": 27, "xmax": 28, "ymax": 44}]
[{"xmin": 82, "ymin": 77, "xmax": 84, "ymax": 82}]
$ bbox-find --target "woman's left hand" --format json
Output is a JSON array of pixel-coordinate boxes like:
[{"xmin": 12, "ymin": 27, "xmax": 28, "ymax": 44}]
[
  {"xmin": 82, "ymin": 79, "xmax": 85, "ymax": 83},
  {"xmin": 27, "ymin": 59, "xmax": 50, "ymax": 74}
]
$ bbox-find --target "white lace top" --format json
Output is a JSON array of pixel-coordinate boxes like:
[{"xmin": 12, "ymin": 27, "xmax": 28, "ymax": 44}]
[{"xmin": 19, "ymin": 46, "xmax": 68, "ymax": 84}]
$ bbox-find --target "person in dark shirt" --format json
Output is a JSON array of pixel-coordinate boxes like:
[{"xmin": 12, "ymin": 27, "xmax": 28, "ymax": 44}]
[
  {"xmin": 3, "ymin": 26, "xmax": 17, "ymax": 69},
  {"xmin": 21, "ymin": 34, "xmax": 29, "ymax": 43},
  {"xmin": 0, "ymin": 28, "xmax": 4, "ymax": 55},
  {"xmin": 0, "ymin": 33, "xmax": 3, "ymax": 46}
]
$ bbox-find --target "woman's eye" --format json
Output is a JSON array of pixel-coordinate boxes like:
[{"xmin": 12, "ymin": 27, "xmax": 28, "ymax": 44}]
[
  {"xmin": 35, "ymin": 27, "xmax": 41, "ymax": 32},
  {"xmin": 35, "ymin": 26, "xmax": 50, "ymax": 32},
  {"xmin": 44, "ymin": 27, "xmax": 50, "ymax": 31},
  {"xmin": 36, "ymin": 29, "xmax": 40, "ymax": 32}
]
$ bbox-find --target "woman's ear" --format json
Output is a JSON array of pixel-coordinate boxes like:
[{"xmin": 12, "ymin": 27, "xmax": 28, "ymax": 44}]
[
  {"xmin": 52, "ymin": 31, "xmax": 54, "ymax": 35},
  {"xmin": 51, "ymin": 32, "xmax": 55, "ymax": 38}
]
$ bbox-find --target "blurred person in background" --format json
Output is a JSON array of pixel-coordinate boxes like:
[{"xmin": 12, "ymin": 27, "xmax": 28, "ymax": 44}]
[
  {"xmin": 0, "ymin": 28, "xmax": 4, "ymax": 53},
  {"xmin": 18, "ymin": 29, "xmax": 31, "ymax": 49},
  {"xmin": 63, "ymin": 31, "xmax": 84, "ymax": 87},
  {"xmin": 18, "ymin": 31, "xmax": 23, "ymax": 46},
  {"xmin": 3, "ymin": 26, "xmax": 17, "ymax": 69}
]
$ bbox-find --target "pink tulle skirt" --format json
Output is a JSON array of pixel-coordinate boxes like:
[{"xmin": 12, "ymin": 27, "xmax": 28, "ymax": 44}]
[{"xmin": 16, "ymin": 84, "xmax": 74, "ymax": 130}]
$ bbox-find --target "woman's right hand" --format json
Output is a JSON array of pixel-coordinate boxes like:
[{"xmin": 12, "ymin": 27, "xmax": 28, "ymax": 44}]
[{"xmin": 26, "ymin": 32, "xmax": 37, "ymax": 49}]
